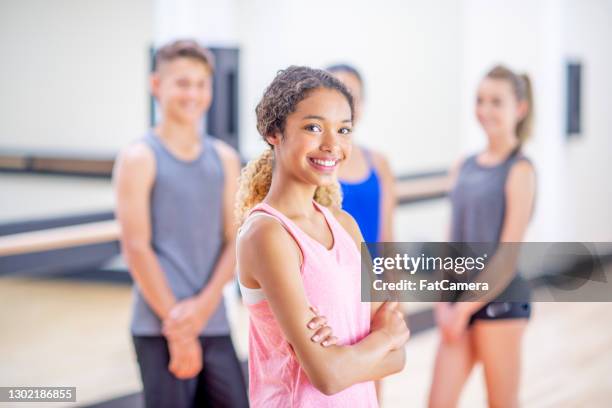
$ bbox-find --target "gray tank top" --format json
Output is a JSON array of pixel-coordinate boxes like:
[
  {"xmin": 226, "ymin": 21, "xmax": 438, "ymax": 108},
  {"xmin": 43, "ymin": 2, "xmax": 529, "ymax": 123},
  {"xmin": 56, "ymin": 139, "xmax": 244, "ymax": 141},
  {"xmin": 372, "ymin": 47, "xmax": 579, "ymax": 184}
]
[
  {"xmin": 130, "ymin": 131, "xmax": 230, "ymax": 336},
  {"xmin": 449, "ymin": 149, "xmax": 533, "ymax": 301},
  {"xmin": 450, "ymin": 149, "xmax": 530, "ymax": 244}
]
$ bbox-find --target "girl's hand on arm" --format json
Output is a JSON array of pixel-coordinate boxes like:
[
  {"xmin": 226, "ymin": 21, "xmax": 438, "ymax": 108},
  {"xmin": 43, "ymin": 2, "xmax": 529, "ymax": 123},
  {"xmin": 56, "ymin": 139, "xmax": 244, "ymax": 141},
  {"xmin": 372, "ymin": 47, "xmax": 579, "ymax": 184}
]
[
  {"xmin": 307, "ymin": 306, "xmax": 338, "ymax": 347},
  {"xmin": 371, "ymin": 301, "xmax": 410, "ymax": 350}
]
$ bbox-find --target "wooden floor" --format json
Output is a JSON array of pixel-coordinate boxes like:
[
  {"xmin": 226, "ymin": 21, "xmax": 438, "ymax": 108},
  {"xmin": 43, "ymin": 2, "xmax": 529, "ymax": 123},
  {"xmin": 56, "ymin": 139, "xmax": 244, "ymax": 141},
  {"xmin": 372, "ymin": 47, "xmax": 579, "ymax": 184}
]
[{"xmin": 0, "ymin": 275, "xmax": 610, "ymax": 407}]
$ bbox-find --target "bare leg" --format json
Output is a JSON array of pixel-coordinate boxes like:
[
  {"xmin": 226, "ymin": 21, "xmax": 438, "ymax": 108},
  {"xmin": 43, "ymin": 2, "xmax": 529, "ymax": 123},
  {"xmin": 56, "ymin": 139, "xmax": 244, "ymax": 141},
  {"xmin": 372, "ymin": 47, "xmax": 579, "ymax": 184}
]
[
  {"xmin": 428, "ymin": 330, "xmax": 476, "ymax": 408},
  {"xmin": 472, "ymin": 319, "xmax": 527, "ymax": 408}
]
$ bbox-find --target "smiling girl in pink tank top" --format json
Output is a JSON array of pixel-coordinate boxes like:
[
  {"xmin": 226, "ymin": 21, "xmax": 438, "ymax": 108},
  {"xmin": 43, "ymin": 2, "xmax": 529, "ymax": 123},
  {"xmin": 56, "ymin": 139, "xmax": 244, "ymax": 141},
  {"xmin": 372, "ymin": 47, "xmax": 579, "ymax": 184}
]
[{"xmin": 235, "ymin": 66, "xmax": 410, "ymax": 407}]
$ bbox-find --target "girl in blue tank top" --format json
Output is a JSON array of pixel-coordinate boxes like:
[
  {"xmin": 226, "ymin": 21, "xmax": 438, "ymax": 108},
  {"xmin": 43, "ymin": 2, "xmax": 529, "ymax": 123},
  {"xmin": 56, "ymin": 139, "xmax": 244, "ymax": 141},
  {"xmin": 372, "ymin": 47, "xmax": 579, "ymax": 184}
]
[{"xmin": 328, "ymin": 64, "xmax": 396, "ymax": 244}]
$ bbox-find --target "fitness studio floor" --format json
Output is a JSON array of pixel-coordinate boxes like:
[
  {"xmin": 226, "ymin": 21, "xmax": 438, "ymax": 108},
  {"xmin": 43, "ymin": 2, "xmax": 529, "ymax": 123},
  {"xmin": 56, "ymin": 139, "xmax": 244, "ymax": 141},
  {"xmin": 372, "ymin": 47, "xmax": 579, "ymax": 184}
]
[{"xmin": 1, "ymin": 270, "xmax": 611, "ymax": 408}]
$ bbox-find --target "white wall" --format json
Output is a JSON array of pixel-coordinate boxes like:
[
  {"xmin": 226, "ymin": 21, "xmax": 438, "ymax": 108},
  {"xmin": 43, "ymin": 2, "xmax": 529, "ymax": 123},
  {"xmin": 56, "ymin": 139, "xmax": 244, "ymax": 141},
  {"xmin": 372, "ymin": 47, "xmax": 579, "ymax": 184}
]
[
  {"xmin": 562, "ymin": 0, "xmax": 612, "ymax": 241},
  {"xmin": 154, "ymin": 0, "xmax": 238, "ymax": 47},
  {"xmin": 0, "ymin": 0, "xmax": 153, "ymax": 153},
  {"xmin": 236, "ymin": 0, "xmax": 463, "ymax": 174}
]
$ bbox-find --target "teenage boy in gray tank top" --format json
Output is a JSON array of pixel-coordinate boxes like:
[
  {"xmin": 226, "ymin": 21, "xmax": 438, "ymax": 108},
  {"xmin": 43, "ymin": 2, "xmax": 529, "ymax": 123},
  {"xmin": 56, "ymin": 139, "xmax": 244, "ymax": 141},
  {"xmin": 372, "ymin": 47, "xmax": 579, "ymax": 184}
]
[{"xmin": 113, "ymin": 40, "xmax": 248, "ymax": 408}]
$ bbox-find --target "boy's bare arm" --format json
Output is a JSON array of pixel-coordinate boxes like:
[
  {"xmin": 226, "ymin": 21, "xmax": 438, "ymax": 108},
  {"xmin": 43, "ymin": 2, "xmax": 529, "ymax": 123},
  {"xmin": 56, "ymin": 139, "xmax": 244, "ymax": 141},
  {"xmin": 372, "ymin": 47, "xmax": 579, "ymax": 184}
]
[{"xmin": 113, "ymin": 143, "xmax": 176, "ymax": 320}]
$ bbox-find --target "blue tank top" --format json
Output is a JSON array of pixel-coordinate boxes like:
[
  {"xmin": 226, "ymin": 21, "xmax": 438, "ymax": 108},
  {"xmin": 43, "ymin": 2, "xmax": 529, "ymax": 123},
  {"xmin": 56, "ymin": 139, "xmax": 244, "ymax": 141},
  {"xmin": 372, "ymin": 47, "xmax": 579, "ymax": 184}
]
[
  {"xmin": 339, "ymin": 149, "xmax": 382, "ymax": 243},
  {"xmin": 130, "ymin": 131, "xmax": 230, "ymax": 336}
]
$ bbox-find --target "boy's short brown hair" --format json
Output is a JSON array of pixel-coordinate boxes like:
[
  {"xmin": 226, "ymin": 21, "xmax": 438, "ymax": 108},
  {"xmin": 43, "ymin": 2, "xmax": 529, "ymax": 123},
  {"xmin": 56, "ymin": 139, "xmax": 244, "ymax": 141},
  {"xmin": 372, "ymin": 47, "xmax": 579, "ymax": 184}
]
[{"xmin": 153, "ymin": 39, "xmax": 215, "ymax": 74}]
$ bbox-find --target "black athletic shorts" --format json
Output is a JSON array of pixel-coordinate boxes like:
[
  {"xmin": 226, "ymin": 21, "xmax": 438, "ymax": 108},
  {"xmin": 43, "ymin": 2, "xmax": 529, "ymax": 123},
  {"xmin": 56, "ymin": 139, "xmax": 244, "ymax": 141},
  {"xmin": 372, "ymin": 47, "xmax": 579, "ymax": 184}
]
[
  {"xmin": 468, "ymin": 274, "xmax": 532, "ymax": 324},
  {"xmin": 469, "ymin": 301, "xmax": 531, "ymax": 325}
]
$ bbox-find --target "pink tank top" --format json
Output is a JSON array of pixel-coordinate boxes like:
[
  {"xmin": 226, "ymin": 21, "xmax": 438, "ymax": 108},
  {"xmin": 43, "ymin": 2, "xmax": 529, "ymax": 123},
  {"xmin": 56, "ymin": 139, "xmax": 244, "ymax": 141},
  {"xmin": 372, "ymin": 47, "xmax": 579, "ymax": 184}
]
[{"xmin": 242, "ymin": 201, "xmax": 378, "ymax": 407}]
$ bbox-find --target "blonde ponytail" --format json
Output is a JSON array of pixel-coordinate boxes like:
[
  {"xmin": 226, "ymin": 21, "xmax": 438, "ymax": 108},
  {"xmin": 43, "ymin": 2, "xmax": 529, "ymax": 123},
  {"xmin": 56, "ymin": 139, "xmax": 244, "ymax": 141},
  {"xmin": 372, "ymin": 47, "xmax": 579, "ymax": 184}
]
[
  {"xmin": 516, "ymin": 73, "xmax": 534, "ymax": 144},
  {"xmin": 235, "ymin": 149, "xmax": 274, "ymax": 225},
  {"xmin": 314, "ymin": 182, "xmax": 343, "ymax": 209}
]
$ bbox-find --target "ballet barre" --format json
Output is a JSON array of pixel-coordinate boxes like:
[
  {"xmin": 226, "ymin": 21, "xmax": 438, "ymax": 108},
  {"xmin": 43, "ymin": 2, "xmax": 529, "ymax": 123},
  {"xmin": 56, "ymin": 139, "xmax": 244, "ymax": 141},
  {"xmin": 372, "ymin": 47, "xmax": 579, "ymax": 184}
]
[
  {"xmin": 0, "ymin": 220, "xmax": 120, "ymax": 257},
  {"xmin": 395, "ymin": 175, "xmax": 449, "ymax": 204}
]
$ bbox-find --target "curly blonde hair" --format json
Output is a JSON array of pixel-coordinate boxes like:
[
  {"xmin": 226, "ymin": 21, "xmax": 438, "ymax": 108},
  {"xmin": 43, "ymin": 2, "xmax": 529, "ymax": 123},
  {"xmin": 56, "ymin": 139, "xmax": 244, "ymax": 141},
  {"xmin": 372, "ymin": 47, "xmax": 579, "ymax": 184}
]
[{"xmin": 235, "ymin": 66, "xmax": 353, "ymax": 224}]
